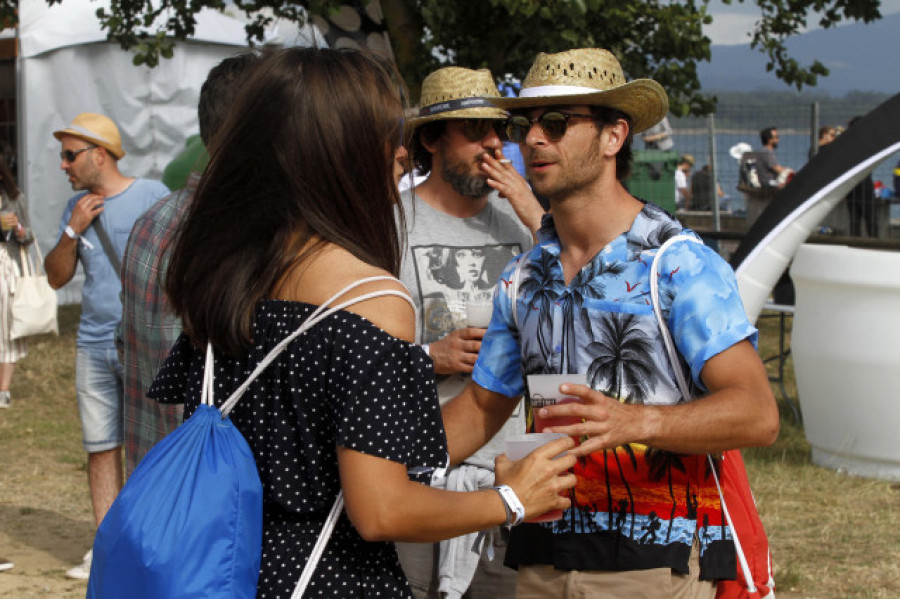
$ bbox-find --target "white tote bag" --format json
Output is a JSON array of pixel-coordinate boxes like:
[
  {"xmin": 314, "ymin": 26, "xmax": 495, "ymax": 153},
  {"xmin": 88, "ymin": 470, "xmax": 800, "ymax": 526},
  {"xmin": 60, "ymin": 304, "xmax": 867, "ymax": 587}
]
[{"xmin": 10, "ymin": 242, "xmax": 59, "ymax": 340}]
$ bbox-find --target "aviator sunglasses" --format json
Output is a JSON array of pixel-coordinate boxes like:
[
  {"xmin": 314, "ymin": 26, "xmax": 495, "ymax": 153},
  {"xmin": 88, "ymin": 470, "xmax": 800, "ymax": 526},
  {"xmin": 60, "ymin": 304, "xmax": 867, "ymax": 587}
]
[
  {"xmin": 458, "ymin": 119, "xmax": 508, "ymax": 142},
  {"xmin": 60, "ymin": 145, "xmax": 97, "ymax": 163},
  {"xmin": 506, "ymin": 111, "xmax": 597, "ymax": 144}
]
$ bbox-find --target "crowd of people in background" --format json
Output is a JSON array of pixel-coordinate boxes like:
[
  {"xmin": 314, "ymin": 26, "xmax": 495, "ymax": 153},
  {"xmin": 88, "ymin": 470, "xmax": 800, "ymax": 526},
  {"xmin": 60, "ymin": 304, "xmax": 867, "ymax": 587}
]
[
  {"xmin": 26, "ymin": 41, "xmax": 900, "ymax": 596},
  {"xmin": 663, "ymin": 117, "xmax": 894, "ymax": 240}
]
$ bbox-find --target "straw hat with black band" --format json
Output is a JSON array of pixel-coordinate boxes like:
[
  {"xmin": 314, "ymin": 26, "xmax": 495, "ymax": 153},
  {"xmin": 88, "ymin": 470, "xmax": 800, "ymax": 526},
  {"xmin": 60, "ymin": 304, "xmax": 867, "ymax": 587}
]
[
  {"xmin": 406, "ymin": 67, "xmax": 507, "ymax": 130},
  {"xmin": 53, "ymin": 112, "xmax": 126, "ymax": 160},
  {"xmin": 490, "ymin": 48, "xmax": 669, "ymax": 135}
]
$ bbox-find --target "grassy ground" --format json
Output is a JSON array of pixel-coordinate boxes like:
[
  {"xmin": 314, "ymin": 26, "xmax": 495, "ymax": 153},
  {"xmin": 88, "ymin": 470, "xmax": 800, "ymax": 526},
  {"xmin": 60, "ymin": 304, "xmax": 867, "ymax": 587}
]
[{"xmin": 0, "ymin": 305, "xmax": 898, "ymax": 597}]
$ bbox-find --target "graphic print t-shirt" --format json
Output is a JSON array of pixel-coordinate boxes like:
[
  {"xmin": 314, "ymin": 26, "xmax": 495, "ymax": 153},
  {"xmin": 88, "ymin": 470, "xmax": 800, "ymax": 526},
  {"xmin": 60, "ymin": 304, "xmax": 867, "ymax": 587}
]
[{"xmin": 398, "ymin": 189, "xmax": 533, "ymax": 468}]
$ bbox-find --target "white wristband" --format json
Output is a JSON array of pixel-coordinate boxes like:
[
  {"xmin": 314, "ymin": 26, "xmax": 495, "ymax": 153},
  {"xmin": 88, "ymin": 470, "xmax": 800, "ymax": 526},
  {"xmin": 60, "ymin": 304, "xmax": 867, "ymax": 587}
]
[
  {"xmin": 421, "ymin": 344, "xmax": 430, "ymax": 357},
  {"xmin": 64, "ymin": 225, "xmax": 95, "ymax": 250},
  {"xmin": 494, "ymin": 485, "xmax": 525, "ymax": 526}
]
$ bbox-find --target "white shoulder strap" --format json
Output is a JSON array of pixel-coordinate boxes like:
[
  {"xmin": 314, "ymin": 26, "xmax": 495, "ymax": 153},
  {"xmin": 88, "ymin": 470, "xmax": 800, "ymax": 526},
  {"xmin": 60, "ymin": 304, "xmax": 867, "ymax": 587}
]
[
  {"xmin": 197, "ymin": 275, "xmax": 412, "ymax": 599},
  {"xmin": 509, "ymin": 254, "xmax": 528, "ymax": 327},
  {"xmin": 648, "ymin": 234, "xmax": 757, "ymax": 594},
  {"xmin": 16, "ymin": 240, "xmax": 47, "ymax": 279},
  {"xmin": 201, "ymin": 276, "xmax": 413, "ymax": 415},
  {"xmin": 17, "ymin": 246, "xmax": 32, "ymax": 278},
  {"xmin": 648, "ymin": 234, "xmax": 701, "ymax": 399}
]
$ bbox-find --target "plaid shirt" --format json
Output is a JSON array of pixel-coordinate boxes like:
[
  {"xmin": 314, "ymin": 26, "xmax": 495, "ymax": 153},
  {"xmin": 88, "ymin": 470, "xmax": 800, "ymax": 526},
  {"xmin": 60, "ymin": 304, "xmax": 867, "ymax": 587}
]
[{"xmin": 121, "ymin": 175, "xmax": 198, "ymax": 475}]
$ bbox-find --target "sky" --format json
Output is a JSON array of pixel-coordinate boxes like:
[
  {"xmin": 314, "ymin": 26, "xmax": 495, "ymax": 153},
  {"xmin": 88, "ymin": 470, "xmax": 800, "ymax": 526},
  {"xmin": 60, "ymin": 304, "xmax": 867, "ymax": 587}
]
[{"xmin": 704, "ymin": 0, "xmax": 900, "ymax": 45}]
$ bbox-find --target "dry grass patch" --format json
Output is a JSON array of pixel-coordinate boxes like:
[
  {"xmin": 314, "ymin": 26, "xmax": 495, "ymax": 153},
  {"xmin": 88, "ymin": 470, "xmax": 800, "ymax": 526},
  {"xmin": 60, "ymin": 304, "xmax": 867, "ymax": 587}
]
[
  {"xmin": 0, "ymin": 305, "xmax": 898, "ymax": 597},
  {"xmin": 748, "ymin": 311, "xmax": 900, "ymax": 598},
  {"xmin": 0, "ymin": 305, "xmax": 91, "ymax": 598}
]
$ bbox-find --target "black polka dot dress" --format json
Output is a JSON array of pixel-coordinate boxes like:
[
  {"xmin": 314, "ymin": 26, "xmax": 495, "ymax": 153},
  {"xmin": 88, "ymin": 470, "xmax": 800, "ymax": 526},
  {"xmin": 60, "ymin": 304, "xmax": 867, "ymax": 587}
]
[{"xmin": 149, "ymin": 300, "xmax": 448, "ymax": 598}]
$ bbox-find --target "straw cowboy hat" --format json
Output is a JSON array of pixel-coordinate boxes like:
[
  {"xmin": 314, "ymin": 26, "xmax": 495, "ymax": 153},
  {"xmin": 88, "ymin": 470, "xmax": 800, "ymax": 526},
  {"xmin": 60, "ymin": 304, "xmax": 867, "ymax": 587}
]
[
  {"xmin": 53, "ymin": 112, "xmax": 126, "ymax": 159},
  {"xmin": 491, "ymin": 48, "xmax": 668, "ymax": 134},
  {"xmin": 406, "ymin": 67, "xmax": 507, "ymax": 129}
]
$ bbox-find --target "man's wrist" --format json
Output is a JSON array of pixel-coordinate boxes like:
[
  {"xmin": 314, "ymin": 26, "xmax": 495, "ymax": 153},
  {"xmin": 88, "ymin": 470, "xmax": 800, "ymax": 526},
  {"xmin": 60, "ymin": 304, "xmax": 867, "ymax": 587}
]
[{"xmin": 64, "ymin": 225, "xmax": 79, "ymax": 240}]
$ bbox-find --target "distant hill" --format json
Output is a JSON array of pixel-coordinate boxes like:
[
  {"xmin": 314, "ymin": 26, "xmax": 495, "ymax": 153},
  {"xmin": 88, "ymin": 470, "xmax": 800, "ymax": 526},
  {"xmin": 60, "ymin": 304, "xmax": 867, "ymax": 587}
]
[{"xmin": 698, "ymin": 12, "xmax": 900, "ymax": 95}]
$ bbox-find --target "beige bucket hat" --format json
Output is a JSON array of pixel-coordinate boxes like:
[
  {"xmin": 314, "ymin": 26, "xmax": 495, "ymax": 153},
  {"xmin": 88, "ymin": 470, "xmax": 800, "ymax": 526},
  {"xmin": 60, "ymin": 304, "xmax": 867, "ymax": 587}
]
[
  {"xmin": 53, "ymin": 112, "xmax": 126, "ymax": 159},
  {"xmin": 406, "ymin": 67, "xmax": 507, "ymax": 129},
  {"xmin": 491, "ymin": 48, "xmax": 668, "ymax": 134}
]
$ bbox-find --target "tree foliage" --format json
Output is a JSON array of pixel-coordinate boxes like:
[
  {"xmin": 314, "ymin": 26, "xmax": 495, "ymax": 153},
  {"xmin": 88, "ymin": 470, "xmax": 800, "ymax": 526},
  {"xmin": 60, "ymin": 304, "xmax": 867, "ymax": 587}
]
[{"xmin": 0, "ymin": 0, "xmax": 882, "ymax": 116}]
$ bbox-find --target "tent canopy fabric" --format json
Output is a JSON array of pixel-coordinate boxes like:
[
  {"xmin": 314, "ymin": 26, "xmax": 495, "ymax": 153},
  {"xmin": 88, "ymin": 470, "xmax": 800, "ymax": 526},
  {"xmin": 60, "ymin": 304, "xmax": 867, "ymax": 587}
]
[
  {"xmin": 18, "ymin": 1, "xmax": 266, "ymax": 58},
  {"xmin": 15, "ymin": 0, "xmax": 320, "ymax": 303}
]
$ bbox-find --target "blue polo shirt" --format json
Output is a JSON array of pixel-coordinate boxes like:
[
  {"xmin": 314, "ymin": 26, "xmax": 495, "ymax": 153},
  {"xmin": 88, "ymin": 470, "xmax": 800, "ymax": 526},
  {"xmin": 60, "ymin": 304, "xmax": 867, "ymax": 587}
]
[{"xmin": 57, "ymin": 178, "xmax": 170, "ymax": 348}]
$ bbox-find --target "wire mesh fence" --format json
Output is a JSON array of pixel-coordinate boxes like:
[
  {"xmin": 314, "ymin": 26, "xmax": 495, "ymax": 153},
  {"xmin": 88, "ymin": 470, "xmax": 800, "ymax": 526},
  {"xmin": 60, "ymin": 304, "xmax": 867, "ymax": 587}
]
[{"xmin": 646, "ymin": 94, "xmax": 900, "ymax": 240}]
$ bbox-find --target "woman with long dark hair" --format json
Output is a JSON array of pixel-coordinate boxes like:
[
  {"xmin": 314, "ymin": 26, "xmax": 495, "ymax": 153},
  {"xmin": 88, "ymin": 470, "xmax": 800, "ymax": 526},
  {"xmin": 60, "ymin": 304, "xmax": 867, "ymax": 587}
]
[
  {"xmin": 149, "ymin": 47, "xmax": 573, "ymax": 598},
  {"xmin": 0, "ymin": 144, "xmax": 34, "ymax": 409}
]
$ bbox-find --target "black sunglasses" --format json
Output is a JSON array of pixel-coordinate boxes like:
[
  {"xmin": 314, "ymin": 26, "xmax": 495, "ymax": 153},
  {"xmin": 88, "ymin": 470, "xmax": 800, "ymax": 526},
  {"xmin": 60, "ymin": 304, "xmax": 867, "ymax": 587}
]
[
  {"xmin": 506, "ymin": 112, "xmax": 597, "ymax": 143},
  {"xmin": 458, "ymin": 119, "xmax": 508, "ymax": 142},
  {"xmin": 60, "ymin": 146, "xmax": 97, "ymax": 163}
]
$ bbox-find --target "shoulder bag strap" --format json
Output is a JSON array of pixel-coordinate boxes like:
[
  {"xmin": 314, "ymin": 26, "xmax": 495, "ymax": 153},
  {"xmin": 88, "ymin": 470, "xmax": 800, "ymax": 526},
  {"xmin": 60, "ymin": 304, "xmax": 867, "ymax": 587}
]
[
  {"xmin": 91, "ymin": 219, "xmax": 122, "ymax": 279},
  {"xmin": 196, "ymin": 275, "xmax": 414, "ymax": 598},
  {"xmin": 648, "ymin": 234, "xmax": 701, "ymax": 398},
  {"xmin": 17, "ymin": 245, "xmax": 33, "ymax": 278},
  {"xmin": 509, "ymin": 253, "xmax": 528, "ymax": 327},
  {"xmin": 648, "ymin": 234, "xmax": 757, "ymax": 593}
]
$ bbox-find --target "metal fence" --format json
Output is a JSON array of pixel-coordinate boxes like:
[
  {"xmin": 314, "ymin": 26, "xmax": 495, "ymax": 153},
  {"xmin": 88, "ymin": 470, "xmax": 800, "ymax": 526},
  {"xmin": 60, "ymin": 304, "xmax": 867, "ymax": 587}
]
[{"xmin": 662, "ymin": 96, "xmax": 899, "ymax": 239}]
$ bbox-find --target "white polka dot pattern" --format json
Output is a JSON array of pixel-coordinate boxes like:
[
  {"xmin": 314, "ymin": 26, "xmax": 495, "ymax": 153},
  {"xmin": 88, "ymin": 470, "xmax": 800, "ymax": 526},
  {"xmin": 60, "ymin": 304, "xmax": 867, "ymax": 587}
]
[{"xmin": 149, "ymin": 300, "xmax": 447, "ymax": 597}]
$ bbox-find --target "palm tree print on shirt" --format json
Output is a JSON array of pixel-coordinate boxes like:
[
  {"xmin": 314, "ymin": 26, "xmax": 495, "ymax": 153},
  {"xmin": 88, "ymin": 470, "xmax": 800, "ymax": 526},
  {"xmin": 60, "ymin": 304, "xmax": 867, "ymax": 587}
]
[
  {"xmin": 584, "ymin": 311, "xmax": 659, "ymax": 537},
  {"xmin": 519, "ymin": 249, "xmax": 565, "ymax": 364}
]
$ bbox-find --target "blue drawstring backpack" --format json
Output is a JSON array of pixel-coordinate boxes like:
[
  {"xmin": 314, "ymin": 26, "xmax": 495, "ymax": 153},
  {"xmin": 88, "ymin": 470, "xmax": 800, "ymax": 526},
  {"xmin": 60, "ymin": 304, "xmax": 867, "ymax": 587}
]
[
  {"xmin": 87, "ymin": 345, "xmax": 264, "ymax": 599},
  {"xmin": 87, "ymin": 277, "xmax": 410, "ymax": 599}
]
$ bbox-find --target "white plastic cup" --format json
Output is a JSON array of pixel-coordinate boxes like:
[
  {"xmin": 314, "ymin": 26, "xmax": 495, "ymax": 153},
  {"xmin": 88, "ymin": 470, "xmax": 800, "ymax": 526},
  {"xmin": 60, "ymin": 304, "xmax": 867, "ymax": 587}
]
[
  {"xmin": 504, "ymin": 432, "xmax": 569, "ymax": 460},
  {"xmin": 503, "ymin": 432, "xmax": 569, "ymax": 522},
  {"xmin": 465, "ymin": 301, "xmax": 493, "ymax": 328},
  {"xmin": 526, "ymin": 373, "xmax": 587, "ymax": 432}
]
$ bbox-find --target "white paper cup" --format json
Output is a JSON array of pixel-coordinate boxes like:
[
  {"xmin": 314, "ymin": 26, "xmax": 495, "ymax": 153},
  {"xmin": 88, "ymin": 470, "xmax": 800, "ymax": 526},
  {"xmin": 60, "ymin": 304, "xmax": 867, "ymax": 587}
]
[
  {"xmin": 465, "ymin": 301, "xmax": 493, "ymax": 328},
  {"xmin": 526, "ymin": 373, "xmax": 586, "ymax": 403},
  {"xmin": 504, "ymin": 432, "xmax": 569, "ymax": 460},
  {"xmin": 503, "ymin": 432, "xmax": 569, "ymax": 522},
  {"xmin": 526, "ymin": 373, "xmax": 587, "ymax": 432}
]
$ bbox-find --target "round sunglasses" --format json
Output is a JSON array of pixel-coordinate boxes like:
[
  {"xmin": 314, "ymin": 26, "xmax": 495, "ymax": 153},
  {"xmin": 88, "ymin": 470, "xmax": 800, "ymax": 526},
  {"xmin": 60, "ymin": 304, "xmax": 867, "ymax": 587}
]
[
  {"xmin": 60, "ymin": 145, "xmax": 97, "ymax": 163},
  {"xmin": 506, "ymin": 112, "xmax": 597, "ymax": 144},
  {"xmin": 456, "ymin": 119, "xmax": 508, "ymax": 142}
]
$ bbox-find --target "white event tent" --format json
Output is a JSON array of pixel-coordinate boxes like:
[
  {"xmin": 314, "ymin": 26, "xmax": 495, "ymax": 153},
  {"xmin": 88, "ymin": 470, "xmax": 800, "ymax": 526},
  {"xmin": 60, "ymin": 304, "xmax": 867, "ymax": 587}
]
[{"xmin": 16, "ymin": 0, "xmax": 320, "ymax": 303}]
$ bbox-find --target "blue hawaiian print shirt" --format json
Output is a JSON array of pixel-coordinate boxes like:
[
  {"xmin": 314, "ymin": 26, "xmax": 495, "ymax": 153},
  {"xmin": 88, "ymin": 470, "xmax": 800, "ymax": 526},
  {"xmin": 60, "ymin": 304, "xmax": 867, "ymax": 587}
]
[{"xmin": 472, "ymin": 202, "xmax": 756, "ymax": 578}]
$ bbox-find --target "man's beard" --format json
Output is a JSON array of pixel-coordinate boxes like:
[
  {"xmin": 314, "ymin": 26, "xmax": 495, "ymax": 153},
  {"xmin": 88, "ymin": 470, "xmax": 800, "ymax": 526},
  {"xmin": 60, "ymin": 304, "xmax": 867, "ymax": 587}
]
[{"xmin": 441, "ymin": 159, "xmax": 491, "ymax": 199}]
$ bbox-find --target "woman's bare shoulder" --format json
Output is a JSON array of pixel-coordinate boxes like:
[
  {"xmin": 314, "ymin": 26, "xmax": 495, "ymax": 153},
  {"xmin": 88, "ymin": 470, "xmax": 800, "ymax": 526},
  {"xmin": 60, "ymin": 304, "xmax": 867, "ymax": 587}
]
[{"xmin": 276, "ymin": 246, "xmax": 416, "ymax": 343}]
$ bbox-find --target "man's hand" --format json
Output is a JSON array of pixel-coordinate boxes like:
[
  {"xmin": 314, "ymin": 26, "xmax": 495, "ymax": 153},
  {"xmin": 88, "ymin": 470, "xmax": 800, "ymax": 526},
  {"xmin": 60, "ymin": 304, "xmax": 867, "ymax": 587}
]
[
  {"xmin": 46, "ymin": 192, "xmax": 105, "ymax": 289},
  {"xmin": 69, "ymin": 193, "xmax": 105, "ymax": 234},
  {"xmin": 537, "ymin": 340, "xmax": 779, "ymax": 456},
  {"xmin": 481, "ymin": 149, "xmax": 544, "ymax": 235},
  {"xmin": 537, "ymin": 384, "xmax": 646, "ymax": 457},
  {"xmin": 428, "ymin": 327, "xmax": 486, "ymax": 375}
]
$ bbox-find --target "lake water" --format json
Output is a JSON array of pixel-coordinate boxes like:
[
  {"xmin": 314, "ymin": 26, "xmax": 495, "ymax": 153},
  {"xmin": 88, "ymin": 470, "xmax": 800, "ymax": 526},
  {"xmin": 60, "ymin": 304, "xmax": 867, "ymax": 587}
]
[{"xmin": 670, "ymin": 130, "xmax": 899, "ymax": 219}]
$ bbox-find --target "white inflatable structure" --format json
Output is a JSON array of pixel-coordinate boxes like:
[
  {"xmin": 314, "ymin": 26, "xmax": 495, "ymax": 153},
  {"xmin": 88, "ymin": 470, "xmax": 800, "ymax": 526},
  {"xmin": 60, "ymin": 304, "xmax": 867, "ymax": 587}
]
[
  {"xmin": 729, "ymin": 94, "xmax": 900, "ymax": 481},
  {"xmin": 731, "ymin": 93, "xmax": 900, "ymax": 323},
  {"xmin": 790, "ymin": 244, "xmax": 900, "ymax": 481}
]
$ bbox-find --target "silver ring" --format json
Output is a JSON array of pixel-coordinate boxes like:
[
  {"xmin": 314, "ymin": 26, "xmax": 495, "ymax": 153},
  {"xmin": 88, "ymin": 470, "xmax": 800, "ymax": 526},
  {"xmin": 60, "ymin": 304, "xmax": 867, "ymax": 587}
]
[{"xmin": 499, "ymin": 158, "xmax": 512, "ymax": 165}]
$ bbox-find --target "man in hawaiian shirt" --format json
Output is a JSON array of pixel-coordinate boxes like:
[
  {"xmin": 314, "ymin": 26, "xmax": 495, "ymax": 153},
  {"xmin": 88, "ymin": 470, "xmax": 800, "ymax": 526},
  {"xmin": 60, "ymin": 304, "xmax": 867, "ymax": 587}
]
[{"xmin": 441, "ymin": 48, "xmax": 779, "ymax": 598}]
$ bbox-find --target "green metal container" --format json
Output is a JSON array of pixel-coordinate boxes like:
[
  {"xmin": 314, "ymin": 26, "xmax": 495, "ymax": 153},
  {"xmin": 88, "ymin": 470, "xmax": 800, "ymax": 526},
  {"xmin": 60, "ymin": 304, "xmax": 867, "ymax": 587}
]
[{"xmin": 627, "ymin": 149, "xmax": 678, "ymax": 213}]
